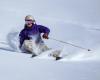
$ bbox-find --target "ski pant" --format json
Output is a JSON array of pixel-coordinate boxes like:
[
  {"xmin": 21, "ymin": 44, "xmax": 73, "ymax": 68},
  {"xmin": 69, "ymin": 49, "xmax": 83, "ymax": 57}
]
[{"xmin": 21, "ymin": 40, "xmax": 49, "ymax": 55}]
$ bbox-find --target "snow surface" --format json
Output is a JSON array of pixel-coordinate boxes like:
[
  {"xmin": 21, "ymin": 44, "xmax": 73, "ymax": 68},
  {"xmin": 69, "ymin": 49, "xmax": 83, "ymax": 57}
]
[{"xmin": 0, "ymin": 0, "xmax": 100, "ymax": 80}]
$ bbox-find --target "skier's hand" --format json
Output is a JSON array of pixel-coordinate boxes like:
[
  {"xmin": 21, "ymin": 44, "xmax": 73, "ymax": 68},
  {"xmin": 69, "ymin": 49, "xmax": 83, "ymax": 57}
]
[{"xmin": 42, "ymin": 33, "xmax": 49, "ymax": 39}]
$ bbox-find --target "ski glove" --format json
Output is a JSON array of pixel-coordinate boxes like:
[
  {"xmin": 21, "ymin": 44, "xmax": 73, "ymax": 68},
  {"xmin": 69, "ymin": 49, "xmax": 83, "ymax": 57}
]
[{"xmin": 42, "ymin": 33, "xmax": 49, "ymax": 39}]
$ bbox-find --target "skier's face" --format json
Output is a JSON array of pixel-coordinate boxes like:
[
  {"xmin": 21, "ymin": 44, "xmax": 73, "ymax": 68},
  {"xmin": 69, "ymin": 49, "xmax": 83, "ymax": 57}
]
[{"xmin": 25, "ymin": 20, "xmax": 33, "ymax": 27}]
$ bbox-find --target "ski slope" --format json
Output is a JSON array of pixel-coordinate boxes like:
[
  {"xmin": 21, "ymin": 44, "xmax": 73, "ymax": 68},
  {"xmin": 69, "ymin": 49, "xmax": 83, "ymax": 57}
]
[{"xmin": 0, "ymin": 0, "xmax": 100, "ymax": 80}]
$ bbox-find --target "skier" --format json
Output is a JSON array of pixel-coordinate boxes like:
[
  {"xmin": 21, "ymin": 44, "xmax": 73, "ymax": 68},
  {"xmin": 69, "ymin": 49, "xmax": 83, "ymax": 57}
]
[{"xmin": 19, "ymin": 15, "xmax": 50, "ymax": 57}]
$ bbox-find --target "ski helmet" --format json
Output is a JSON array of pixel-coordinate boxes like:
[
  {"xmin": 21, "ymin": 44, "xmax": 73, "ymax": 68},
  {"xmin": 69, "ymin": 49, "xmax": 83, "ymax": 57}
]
[{"xmin": 25, "ymin": 15, "xmax": 35, "ymax": 22}]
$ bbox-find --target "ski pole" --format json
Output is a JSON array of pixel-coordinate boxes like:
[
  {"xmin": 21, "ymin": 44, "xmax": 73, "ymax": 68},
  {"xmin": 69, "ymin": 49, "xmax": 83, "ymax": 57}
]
[{"xmin": 49, "ymin": 37, "xmax": 91, "ymax": 51}]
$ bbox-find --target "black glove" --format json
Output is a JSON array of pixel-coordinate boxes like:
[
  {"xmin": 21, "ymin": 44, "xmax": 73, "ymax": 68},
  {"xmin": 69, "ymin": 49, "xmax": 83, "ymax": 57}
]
[{"xmin": 42, "ymin": 33, "xmax": 49, "ymax": 39}]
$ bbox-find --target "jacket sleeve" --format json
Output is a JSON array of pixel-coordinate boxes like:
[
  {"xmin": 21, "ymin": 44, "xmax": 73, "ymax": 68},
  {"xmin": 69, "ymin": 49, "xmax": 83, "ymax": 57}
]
[
  {"xmin": 19, "ymin": 30, "xmax": 25, "ymax": 47},
  {"xmin": 38, "ymin": 25, "xmax": 50, "ymax": 34}
]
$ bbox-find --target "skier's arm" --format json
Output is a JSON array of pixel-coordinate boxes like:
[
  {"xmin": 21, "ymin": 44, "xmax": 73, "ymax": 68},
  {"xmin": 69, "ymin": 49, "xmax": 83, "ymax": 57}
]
[
  {"xmin": 38, "ymin": 25, "xmax": 50, "ymax": 39},
  {"xmin": 38, "ymin": 25, "xmax": 50, "ymax": 34},
  {"xmin": 19, "ymin": 30, "xmax": 25, "ymax": 48}
]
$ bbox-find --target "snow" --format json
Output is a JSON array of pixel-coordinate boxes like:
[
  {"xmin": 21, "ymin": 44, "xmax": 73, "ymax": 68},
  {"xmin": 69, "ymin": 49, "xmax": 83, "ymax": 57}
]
[{"xmin": 0, "ymin": 0, "xmax": 100, "ymax": 80}]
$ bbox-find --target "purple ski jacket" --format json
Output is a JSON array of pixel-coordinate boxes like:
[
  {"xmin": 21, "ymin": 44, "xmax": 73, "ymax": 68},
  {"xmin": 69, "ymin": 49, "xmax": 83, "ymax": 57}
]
[{"xmin": 19, "ymin": 24, "xmax": 50, "ymax": 47}]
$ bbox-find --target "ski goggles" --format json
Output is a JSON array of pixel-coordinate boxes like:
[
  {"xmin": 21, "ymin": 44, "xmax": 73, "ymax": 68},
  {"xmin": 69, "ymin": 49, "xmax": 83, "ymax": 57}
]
[{"xmin": 25, "ymin": 20, "xmax": 33, "ymax": 24}]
